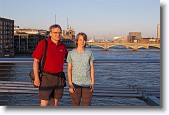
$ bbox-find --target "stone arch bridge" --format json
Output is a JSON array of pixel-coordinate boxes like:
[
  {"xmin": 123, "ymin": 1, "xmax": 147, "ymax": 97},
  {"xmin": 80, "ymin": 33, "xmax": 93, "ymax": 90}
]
[{"xmin": 86, "ymin": 42, "xmax": 160, "ymax": 51}]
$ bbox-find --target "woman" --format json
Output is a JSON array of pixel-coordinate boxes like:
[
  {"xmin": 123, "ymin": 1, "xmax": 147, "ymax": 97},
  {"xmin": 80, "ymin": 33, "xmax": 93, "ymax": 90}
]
[{"xmin": 67, "ymin": 32, "xmax": 95, "ymax": 106}]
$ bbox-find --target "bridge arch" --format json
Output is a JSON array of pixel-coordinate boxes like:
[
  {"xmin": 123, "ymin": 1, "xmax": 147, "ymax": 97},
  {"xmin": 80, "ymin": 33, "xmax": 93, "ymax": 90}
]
[
  {"xmin": 137, "ymin": 46, "xmax": 149, "ymax": 49},
  {"xmin": 148, "ymin": 45, "xmax": 160, "ymax": 49},
  {"xmin": 86, "ymin": 42, "xmax": 160, "ymax": 51},
  {"xmin": 106, "ymin": 45, "xmax": 126, "ymax": 49},
  {"xmin": 87, "ymin": 44, "xmax": 105, "ymax": 49}
]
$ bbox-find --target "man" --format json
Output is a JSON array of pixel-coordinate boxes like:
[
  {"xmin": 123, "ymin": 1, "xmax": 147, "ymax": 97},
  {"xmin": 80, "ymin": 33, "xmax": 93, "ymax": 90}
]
[{"xmin": 32, "ymin": 24, "xmax": 68, "ymax": 106}]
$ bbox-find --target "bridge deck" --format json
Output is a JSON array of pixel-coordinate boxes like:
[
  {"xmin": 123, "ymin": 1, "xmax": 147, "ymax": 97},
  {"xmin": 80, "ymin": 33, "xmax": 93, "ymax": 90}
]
[
  {"xmin": 0, "ymin": 81, "xmax": 160, "ymax": 106},
  {"xmin": 87, "ymin": 42, "xmax": 160, "ymax": 51}
]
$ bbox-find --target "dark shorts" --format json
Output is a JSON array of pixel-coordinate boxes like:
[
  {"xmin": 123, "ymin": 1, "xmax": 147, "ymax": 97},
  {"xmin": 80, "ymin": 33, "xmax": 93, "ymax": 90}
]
[
  {"xmin": 70, "ymin": 84, "xmax": 93, "ymax": 106},
  {"xmin": 39, "ymin": 72, "xmax": 66, "ymax": 100}
]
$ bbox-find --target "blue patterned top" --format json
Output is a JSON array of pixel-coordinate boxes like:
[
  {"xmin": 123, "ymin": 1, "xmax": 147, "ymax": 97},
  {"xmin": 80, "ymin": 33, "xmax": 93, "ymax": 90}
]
[{"xmin": 67, "ymin": 49, "xmax": 94, "ymax": 87}]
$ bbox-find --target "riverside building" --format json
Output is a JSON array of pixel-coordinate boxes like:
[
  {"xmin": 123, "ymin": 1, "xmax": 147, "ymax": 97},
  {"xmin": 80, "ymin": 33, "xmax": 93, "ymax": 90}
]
[
  {"xmin": 127, "ymin": 32, "xmax": 142, "ymax": 43},
  {"xmin": 0, "ymin": 17, "xmax": 14, "ymax": 57},
  {"xmin": 61, "ymin": 26, "xmax": 75, "ymax": 48},
  {"xmin": 14, "ymin": 27, "xmax": 47, "ymax": 54},
  {"xmin": 157, "ymin": 24, "xmax": 160, "ymax": 43}
]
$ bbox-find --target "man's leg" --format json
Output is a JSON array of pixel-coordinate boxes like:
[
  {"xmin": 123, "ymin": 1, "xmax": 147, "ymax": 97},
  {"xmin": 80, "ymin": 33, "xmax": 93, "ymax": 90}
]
[
  {"xmin": 49, "ymin": 98, "xmax": 59, "ymax": 106},
  {"xmin": 54, "ymin": 99, "xmax": 59, "ymax": 106},
  {"xmin": 39, "ymin": 74, "xmax": 54, "ymax": 106},
  {"xmin": 40, "ymin": 100, "xmax": 49, "ymax": 106}
]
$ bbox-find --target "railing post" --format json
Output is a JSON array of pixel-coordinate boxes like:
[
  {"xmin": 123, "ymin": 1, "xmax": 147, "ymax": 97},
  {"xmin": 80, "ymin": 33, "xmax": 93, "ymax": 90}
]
[
  {"xmin": 133, "ymin": 43, "xmax": 138, "ymax": 51},
  {"xmin": 104, "ymin": 42, "xmax": 108, "ymax": 51}
]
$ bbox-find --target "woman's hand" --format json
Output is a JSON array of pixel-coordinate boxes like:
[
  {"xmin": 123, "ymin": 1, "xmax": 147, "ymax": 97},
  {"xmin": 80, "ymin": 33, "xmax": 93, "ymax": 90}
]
[
  {"xmin": 69, "ymin": 84, "xmax": 75, "ymax": 93},
  {"xmin": 90, "ymin": 83, "xmax": 94, "ymax": 92}
]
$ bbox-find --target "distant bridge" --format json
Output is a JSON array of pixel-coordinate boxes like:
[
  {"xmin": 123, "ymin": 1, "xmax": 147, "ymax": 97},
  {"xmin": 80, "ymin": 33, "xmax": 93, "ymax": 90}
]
[{"xmin": 86, "ymin": 42, "xmax": 160, "ymax": 51}]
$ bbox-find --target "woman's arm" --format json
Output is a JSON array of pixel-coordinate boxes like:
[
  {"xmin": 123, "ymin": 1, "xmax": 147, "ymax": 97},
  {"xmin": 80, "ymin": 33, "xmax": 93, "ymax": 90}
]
[
  {"xmin": 67, "ymin": 62, "xmax": 75, "ymax": 93},
  {"xmin": 90, "ymin": 61, "xmax": 95, "ymax": 91}
]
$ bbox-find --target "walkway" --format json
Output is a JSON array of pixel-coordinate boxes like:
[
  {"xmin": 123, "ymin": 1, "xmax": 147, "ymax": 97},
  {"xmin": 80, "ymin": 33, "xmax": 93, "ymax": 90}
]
[{"xmin": 0, "ymin": 81, "xmax": 160, "ymax": 106}]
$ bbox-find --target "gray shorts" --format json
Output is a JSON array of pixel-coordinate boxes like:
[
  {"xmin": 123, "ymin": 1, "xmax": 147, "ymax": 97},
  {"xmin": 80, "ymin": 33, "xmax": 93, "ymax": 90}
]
[{"xmin": 39, "ymin": 72, "xmax": 65, "ymax": 100}]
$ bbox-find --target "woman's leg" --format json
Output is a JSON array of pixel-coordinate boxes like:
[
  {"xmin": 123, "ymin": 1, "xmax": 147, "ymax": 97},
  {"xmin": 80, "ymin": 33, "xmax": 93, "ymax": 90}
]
[
  {"xmin": 81, "ymin": 87, "xmax": 92, "ymax": 106},
  {"xmin": 70, "ymin": 87, "xmax": 82, "ymax": 106}
]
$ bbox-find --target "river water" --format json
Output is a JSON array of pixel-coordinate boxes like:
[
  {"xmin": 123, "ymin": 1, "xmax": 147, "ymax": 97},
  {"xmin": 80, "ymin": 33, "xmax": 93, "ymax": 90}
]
[{"xmin": 0, "ymin": 46, "xmax": 160, "ymax": 106}]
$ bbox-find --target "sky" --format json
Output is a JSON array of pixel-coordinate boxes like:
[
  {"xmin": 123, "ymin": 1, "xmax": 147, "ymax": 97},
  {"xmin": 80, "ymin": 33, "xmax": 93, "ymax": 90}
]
[{"xmin": 0, "ymin": 0, "xmax": 160, "ymax": 40}]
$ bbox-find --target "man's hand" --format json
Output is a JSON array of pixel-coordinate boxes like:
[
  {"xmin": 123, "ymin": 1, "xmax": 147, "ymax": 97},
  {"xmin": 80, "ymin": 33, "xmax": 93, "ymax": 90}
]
[{"xmin": 34, "ymin": 78, "xmax": 41, "ymax": 88}]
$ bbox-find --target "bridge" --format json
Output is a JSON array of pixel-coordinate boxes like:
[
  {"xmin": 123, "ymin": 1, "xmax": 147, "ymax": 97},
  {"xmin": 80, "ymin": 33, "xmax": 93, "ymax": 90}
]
[
  {"xmin": 86, "ymin": 42, "xmax": 160, "ymax": 51},
  {"xmin": 0, "ymin": 58, "xmax": 160, "ymax": 106}
]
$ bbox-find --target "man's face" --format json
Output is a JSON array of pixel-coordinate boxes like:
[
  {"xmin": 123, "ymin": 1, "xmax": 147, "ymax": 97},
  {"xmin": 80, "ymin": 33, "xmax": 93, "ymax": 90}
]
[{"xmin": 50, "ymin": 27, "xmax": 62, "ymax": 41}]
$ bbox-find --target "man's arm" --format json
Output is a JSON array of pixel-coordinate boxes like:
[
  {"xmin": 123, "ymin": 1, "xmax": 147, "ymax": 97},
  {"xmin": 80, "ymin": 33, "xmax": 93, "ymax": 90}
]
[{"xmin": 33, "ymin": 58, "xmax": 41, "ymax": 87}]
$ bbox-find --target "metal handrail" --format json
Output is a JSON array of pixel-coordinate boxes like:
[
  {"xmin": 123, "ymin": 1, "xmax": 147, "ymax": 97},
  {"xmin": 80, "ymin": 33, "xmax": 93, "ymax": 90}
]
[{"xmin": 0, "ymin": 58, "xmax": 160, "ymax": 63}]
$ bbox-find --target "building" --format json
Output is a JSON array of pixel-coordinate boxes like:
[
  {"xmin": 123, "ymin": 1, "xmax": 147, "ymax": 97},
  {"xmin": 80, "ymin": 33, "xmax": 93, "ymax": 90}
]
[
  {"xmin": 62, "ymin": 26, "xmax": 75, "ymax": 48},
  {"xmin": 88, "ymin": 36, "xmax": 96, "ymax": 42},
  {"xmin": 157, "ymin": 24, "xmax": 160, "ymax": 43},
  {"xmin": 62, "ymin": 27, "xmax": 75, "ymax": 40},
  {"xmin": 0, "ymin": 17, "xmax": 14, "ymax": 57},
  {"xmin": 157, "ymin": 24, "xmax": 160, "ymax": 39},
  {"xmin": 113, "ymin": 36, "xmax": 127, "ymax": 43},
  {"xmin": 127, "ymin": 32, "xmax": 142, "ymax": 43},
  {"xmin": 14, "ymin": 33, "xmax": 46, "ymax": 54},
  {"xmin": 14, "ymin": 25, "xmax": 75, "ymax": 52},
  {"xmin": 13, "ymin": 26, "xmax": 47, "ymax": 54},
  {"xmin": 14, "ymin": 26, "xmax": 48, "ymax": 35},
  {"xmin": 140, "ymin": 38, "xmax": 157, "ymax": 44},
  {"xmin": 14, "ymin": 28, "xmax": 39, "ymax": 34}
]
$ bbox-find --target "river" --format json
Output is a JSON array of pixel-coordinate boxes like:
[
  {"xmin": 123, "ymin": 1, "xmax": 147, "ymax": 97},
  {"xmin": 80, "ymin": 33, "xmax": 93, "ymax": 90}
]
[{"xmin": 0, "ymin": 46, "xmax": 160, "ymax": 106}]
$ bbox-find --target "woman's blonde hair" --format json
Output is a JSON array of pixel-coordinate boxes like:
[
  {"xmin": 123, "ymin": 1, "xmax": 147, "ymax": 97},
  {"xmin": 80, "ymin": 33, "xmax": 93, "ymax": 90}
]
[{"xmin": 75, "ymin": 32, "xmax": 87, "ymax": 48}]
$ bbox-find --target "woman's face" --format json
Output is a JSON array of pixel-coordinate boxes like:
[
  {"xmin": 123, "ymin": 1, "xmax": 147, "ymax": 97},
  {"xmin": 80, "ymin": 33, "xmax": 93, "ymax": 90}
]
[{"xmin": 77, "ymin": 35, "xmax": 86, "ymax": 48}]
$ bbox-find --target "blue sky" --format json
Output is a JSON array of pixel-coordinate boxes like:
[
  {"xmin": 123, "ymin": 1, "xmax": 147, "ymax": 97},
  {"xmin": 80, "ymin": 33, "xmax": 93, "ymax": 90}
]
[{"xmin": 0, "ymin": 0, "xmax": 160, "ymax": 40}]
